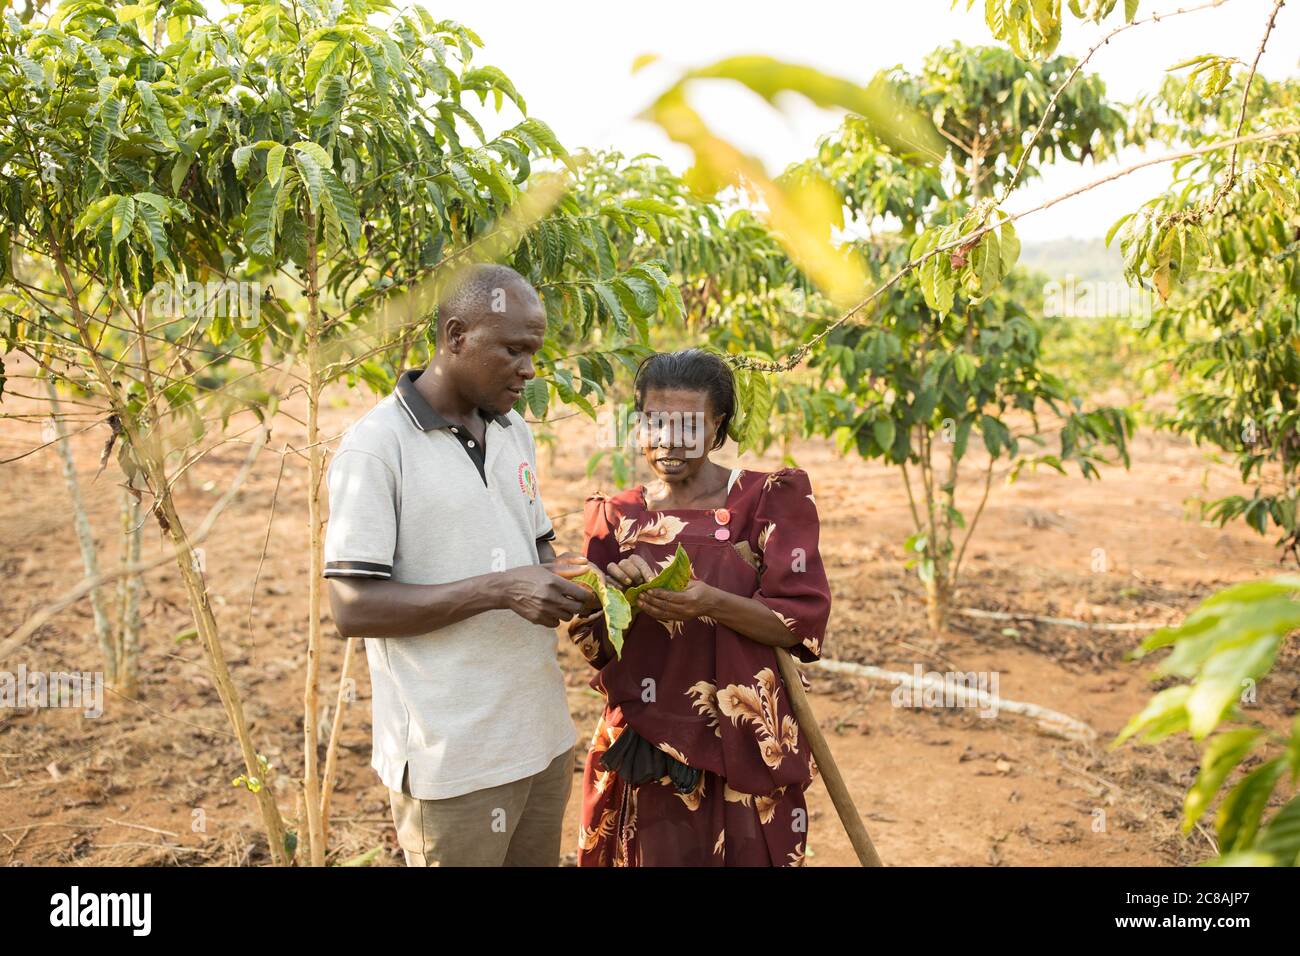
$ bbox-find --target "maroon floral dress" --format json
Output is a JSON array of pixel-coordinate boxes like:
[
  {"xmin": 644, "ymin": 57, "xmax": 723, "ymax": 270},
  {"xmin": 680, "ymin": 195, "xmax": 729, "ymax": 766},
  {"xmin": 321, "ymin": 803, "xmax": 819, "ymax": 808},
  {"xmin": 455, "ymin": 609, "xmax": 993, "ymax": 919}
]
[{"xmin": 570, "ymin": 467, "xmax": 831, "ymax": 867}]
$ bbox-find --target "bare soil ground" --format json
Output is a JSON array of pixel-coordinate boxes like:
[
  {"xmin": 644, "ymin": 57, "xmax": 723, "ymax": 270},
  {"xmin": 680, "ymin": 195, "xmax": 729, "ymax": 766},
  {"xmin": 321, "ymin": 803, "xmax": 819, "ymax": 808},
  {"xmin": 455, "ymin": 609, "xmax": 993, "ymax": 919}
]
[{"xmin": 1, "ymin": 368, "xmax": 1295, "ymax": 866}]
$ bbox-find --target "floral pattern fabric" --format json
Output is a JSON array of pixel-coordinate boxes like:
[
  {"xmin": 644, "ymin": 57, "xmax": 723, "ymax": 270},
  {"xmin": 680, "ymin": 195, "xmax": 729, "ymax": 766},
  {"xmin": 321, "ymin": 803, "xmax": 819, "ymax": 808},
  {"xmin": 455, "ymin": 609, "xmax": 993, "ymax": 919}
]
[{"xmin": 571, "ymin": 468, "xmax": 832, "ymax": 866}]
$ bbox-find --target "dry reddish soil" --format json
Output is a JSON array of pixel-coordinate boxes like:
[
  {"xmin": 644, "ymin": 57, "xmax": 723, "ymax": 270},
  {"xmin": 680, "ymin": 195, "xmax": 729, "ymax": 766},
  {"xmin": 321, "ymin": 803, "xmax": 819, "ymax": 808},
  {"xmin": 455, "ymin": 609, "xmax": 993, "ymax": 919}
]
[{"xmin": 1, "ymin": 362, "xmax": 1295, "ymax": 866}]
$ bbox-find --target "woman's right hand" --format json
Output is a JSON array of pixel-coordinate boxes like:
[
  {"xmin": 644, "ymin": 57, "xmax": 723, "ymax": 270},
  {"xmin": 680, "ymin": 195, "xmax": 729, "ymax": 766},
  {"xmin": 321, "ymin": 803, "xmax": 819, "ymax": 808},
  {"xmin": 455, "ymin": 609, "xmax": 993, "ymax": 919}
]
[{"xmin": 605, "ymin": 554, "xmax": 657, "ymax": 589}]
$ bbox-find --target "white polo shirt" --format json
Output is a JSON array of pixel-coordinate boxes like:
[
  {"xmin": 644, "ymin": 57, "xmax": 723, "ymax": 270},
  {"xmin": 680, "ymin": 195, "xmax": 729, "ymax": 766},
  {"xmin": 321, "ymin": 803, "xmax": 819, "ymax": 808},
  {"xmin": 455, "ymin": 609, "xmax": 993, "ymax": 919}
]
[{"xmin": 323, "ymin": 369, "xmax": 576, "ymax": 799}]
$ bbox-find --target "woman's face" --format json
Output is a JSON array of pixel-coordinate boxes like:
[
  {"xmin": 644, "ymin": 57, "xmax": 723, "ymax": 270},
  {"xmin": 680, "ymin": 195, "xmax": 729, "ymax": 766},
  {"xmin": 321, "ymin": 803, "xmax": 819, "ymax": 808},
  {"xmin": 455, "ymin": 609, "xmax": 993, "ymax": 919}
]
[{"xmin": 637, "ymin": 387, "xmax": 718, "ymax": 484}]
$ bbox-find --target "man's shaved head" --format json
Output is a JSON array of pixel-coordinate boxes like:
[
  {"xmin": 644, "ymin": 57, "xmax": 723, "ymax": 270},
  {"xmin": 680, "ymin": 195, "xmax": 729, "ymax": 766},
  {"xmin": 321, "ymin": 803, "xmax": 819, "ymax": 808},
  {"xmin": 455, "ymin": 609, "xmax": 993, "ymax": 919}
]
[
  {"xmin": 436, "ymin": 263, "xmax": 539, "ymax": 340},
  {"xmin": 429, "ymin": 262, "xmax": 547, "ymax": 417}
]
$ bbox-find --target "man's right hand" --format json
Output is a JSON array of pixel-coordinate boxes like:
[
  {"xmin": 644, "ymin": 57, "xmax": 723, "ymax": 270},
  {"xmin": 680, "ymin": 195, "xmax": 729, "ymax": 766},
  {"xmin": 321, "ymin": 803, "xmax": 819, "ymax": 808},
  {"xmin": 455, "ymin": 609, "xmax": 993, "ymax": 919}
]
[
  {"xmin": 550, "ymin": 554, "xmax": 604, "ymax": 612},
  {"xmin": 500, "ymin": 565, "xmax": 593, "ymax": 628}
]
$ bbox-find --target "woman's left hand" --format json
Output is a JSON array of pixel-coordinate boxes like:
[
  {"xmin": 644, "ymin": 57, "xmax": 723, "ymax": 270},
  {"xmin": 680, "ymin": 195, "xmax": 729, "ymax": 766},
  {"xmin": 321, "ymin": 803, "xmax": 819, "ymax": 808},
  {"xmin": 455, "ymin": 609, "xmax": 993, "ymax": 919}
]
[{"xmin": 636, "ymin": 580, "xmax": 717, "ymax": 622}]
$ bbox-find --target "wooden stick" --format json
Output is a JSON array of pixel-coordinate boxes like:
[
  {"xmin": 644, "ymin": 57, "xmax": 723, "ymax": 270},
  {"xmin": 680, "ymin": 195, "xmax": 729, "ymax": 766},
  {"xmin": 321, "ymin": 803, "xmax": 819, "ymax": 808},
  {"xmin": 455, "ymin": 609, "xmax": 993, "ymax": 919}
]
[
  {"xmin": 319, "ymin": 636, "xmax": 358, "ymax": 843},
  {"xmin": 956, "ymin": 607, "xmax": 1170, "ymax": 632},
  {"xmin": 774, "ymin": 647, "xmax": 883, "ymax": 867},
  {"xmin": 811, "ymin": 657, "xmax": 1097, "ymax": 743},
  {"xmin": 105, "ymin": 818, "xmax": 179, "ymax": 838}
]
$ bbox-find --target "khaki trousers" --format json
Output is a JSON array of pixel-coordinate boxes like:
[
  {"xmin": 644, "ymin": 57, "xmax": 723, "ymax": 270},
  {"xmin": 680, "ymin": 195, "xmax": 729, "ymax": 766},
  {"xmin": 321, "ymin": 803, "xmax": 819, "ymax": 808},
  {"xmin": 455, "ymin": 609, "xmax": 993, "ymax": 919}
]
[{"xmin": 388, "ymin": 747, "xmax": 575, "ymax": 867}]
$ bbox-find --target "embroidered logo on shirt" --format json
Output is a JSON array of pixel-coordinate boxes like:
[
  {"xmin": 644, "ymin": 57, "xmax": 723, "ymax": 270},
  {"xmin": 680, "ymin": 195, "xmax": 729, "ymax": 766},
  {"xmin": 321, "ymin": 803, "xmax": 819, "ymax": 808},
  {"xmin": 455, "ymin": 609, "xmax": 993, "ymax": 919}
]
[{"xmin": 518, "ymin": 462, "xmax": 537, "ymax": 501}]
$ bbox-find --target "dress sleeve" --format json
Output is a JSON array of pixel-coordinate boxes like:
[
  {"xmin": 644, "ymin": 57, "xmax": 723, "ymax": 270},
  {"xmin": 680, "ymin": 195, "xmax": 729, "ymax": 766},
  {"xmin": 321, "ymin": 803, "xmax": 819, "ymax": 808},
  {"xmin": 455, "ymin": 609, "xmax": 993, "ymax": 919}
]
[
  {"xmin": 568, "ymin": 493, "xmax": 621, "ymax": 669},
  {"xmin": 751, "ymin": 468, "xmax": 832, "ymax": 663}
]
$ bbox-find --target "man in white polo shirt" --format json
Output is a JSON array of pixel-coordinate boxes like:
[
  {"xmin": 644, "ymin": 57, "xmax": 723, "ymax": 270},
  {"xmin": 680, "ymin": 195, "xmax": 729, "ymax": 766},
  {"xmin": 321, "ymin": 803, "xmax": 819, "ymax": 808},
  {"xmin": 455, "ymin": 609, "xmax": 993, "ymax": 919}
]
[{"xmin": 324, "ymin": 263, "xmax": 595, "ymax": 867}]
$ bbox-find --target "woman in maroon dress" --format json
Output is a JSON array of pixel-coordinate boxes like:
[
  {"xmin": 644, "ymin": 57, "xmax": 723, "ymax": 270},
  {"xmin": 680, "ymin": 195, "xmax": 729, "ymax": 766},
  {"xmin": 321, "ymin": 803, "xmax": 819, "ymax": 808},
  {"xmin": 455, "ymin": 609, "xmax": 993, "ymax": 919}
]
[{"xmin": 569, "ymin": 349, "xmax": 832, "ymax": 866}]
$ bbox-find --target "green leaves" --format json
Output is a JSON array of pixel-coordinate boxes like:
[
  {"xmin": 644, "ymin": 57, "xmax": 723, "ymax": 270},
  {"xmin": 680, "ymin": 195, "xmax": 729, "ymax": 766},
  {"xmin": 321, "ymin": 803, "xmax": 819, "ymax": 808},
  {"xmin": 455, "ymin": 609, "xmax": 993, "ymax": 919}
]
[
  {"xmin": 548, "ymin": 367, "xmax": 596, "ymax": 419},
  {"xmin": 74, "ymin": 194, "xmax": 122, "ymax": 236},
  {"xmin": 979, "ymin": 413, "xmax": 1013, "ymax": 458},
  {"xmin": 244, "ymin": 179, "xmax": 279, "ymax": 258},
  {"xmin": 134, "ymin": 81, "xmax": 176, "ymax": 149},
  {"xmin": 872, "ymin": 417, "xmax": 896, "ymax": 451},
  {"xmin": 681, "ymin": 55, "xmax": 943, "ymax": 161},
  {"xmin": 625, "ymin": 544, "xmax": 693, "ymax": 617},
  {"xmin": 1125, "ymin": 576, "xmax": 1300, "ymax": 737},
  {"xmin": 321, "ymin": 169, "xmax": 360, "ymax": 249},
  {"xmin": 1184, "ymin": 729, "xmax": 1262, "ymax": 830},
  {"xmin": 976, "ymin": 0, "xmax": 1064, "ymax": 60},
  {"xmin": 645, "ymin": 57, "xmax": 921, "ymax": 309},
  {"xmin": 310, "ymin": 74, "xmax": 348, "ymax": 126},
  {"xmin": 997, "ymin": 220, "xmax": 1021, "ymax": 274},
  {"xmin": 69, "ymin": 186, "xmax": 185, "ymax": 276},
  {"xmin": 916, "ymin": 213, "xmax": 1022, "ymax": 314},
  {"xmin": 573, "ymin": 546, "xmax": 694, "ymax": 658},
  {"xmin": 521, "ymin": 378, "xmax": 549, "ymax": 419},
  {"xmin": 292, "ymin": 146, "xmax": 324, "ymax": 212},
  {"xmin": 1253, "ymin": 794, "xmax": 1300, "ymax": 866},
  {"xmin": 266, "ymin": 144, "xmax": 287, "ymax": 186},
  {"xmin": 1114, "ymin": 74, "xmax": 1299, "ymax": 557},
  {"xmin": 231, "ymin": 138, "xmax": 353, "ymax": 252},
  {"xmin": 572, "ymin": 570, "xmax": 633, "ymax": 659},
  {"xmin": 591, "ymin": 280, "xmax": 628, "ymax": 335},
  {"xmin": 232, "ymin": 141, "xmax": 283, "ymax": 179},
  {"xmin": 513, "ymin": 118, "xmax": 568, "ymax": 165},
  {"xmin": 292, "ymin": 141, "xmax": 332, "ymax": 169},
  {"xmin": 110, "ymin": 196, "xmax": 135, "ymax": 246},
  {"xmin": 1118, "ymin": 576, "xmax": 1300, "ymax": 863},
  {"xmin": 1255, "ymin": 166, "xmax": 1299, "ymax": 212},
  {"xmin": 1166, "ymin": 53, "xmax": 1241, "ymax": 105},
  {"xmin": 338, "ymin": 845, "xmax": 384, "ymax": 867},
  {"xmin": 462, "ymin": 65, "xmax": 527, "ymax": 113},
  {"xmin": 976, "ymin": 0, "xmax": 1134, "ymax": 61},
  {"xmin": 13, "ymin": 50, "xmax": 45, "ymax": 89},
  {"xmin": 1216, "ymin": 757, "xmax": 1285, "ymax": 854},
  {"xmin": 914, "ymin": 226, "xmax": 956, "ymax": 315},
  {"xmin": 135, "ymin": 198, "xmax": 172, "ymax": 268},
  {"xmin": 304, "ymin": 33, "xmax": 350, "ymax": 90},
  {"xmin": 731, "ymin": 366, "xmax": 774, "ymax": 454}
]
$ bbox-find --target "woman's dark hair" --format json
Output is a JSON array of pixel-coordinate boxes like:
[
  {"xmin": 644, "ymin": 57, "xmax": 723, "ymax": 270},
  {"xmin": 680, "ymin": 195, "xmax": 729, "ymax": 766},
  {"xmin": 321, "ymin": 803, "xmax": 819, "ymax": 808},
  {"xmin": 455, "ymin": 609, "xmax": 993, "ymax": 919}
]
[{"xmin": 633, "ymin": 349, "xmax": 736, "ymax": 450}]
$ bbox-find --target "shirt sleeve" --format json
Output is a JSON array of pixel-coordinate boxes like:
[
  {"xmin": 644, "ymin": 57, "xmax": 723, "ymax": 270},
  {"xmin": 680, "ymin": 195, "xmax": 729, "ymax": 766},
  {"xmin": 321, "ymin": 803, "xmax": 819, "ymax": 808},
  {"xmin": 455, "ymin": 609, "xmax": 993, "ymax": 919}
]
[
  {"xmin": 751, "ymin": 468, "xmax": 832, "ymax": 663},
  {"xmin": 568, "ymin": 493, "xmax": 622, "ymax": 669},
  {"xmin": 323, "ymin": 448, "xmax": 399, "ymax": 580}
]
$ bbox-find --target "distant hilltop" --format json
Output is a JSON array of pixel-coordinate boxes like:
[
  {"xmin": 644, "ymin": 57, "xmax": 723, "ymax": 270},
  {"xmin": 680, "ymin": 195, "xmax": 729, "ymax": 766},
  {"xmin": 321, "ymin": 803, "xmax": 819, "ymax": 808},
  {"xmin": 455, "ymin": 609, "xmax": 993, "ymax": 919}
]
[{"xmin": 1019, "ymin": 237, "xmax": 1126, "ymax": 285}]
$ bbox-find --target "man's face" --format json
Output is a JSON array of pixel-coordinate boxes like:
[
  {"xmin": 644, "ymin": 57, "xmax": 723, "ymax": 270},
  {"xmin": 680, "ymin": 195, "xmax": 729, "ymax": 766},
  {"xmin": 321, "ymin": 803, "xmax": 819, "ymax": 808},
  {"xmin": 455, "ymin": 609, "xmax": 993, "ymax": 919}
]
[{"xmin": 445, "ymin": 282, "xmax": 546, "ymax": 415}]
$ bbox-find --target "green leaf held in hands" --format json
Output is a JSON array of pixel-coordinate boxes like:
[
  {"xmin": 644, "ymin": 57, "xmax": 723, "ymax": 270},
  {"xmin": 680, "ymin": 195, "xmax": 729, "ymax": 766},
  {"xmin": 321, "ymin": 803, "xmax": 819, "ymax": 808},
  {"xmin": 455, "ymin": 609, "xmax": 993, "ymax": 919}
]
[
  {"xmin": 625, "ymin": 544, "xmax": 694, "ymax": 617},
  {"xmin": 572, "ymin": 545, "xmax": 693, "ymax": 658},
  {"xmin": 573, "ymin": 570, "xmax": 632, "ymax": 659}
]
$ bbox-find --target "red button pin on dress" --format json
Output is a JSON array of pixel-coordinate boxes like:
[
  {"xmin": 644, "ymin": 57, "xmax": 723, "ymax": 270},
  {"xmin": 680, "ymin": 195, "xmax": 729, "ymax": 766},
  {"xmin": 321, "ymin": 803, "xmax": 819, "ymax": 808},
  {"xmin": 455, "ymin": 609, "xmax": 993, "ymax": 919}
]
[
  {"xmin": 714, "ymin": 527, "xmax": 730, "ymax": 541},
  {"xmin": 714, "ymin": 508, "xmax": 731, "ymax": 526}
]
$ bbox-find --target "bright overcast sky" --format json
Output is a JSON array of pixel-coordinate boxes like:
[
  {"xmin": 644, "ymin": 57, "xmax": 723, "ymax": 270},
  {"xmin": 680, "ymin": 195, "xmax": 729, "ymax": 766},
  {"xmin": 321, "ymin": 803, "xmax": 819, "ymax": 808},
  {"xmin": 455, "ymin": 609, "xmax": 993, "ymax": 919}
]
[{"xmin": 419, "ymin": 0, "xmax": 1296, "ymax": 240}]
